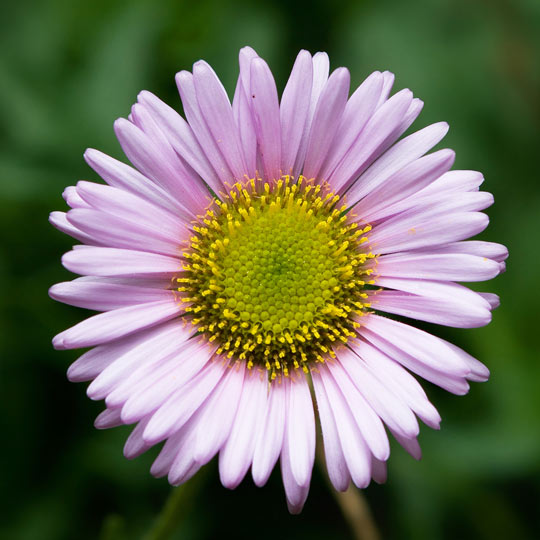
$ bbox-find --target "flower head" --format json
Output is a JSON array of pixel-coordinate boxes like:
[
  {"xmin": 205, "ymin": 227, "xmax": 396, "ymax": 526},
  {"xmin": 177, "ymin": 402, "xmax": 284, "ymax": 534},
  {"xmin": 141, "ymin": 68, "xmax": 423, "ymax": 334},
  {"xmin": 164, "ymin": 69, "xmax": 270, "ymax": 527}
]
[{"xmin": 50, "ymin": 47, "xmax": 507, "ymax": 513}]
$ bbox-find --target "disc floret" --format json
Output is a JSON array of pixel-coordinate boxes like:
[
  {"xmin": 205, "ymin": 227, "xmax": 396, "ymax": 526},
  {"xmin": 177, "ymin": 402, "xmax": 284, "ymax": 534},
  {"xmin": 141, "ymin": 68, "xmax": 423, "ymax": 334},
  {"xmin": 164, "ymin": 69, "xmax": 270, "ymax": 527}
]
[{"xmin": 179, "ymin": 176, "xmax": 374, "ymax": 379}]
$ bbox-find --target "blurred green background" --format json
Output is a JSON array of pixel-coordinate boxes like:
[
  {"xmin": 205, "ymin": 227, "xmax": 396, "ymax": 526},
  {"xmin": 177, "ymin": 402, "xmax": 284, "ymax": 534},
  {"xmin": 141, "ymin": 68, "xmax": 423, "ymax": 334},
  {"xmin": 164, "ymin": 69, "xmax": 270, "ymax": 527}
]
[{"xmin": 1, "ymin": 0, "xmax": 539, "ymax": 538}]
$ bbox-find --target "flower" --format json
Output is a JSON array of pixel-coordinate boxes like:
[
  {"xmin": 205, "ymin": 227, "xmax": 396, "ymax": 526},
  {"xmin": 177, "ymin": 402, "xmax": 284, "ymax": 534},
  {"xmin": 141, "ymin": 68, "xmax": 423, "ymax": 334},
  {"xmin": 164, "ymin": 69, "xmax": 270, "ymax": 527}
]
[{"xmin": 50, "ymin": 47, "xmax": 507, "ymax": 513}]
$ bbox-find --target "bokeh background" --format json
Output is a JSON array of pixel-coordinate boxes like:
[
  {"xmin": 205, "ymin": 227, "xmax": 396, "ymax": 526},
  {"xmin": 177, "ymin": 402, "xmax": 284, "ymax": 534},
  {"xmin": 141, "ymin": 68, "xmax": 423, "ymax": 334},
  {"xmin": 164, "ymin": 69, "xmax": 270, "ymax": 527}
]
[{"xmin": 1, "ymin": 0, "xmax": 539, "ymax": 538}]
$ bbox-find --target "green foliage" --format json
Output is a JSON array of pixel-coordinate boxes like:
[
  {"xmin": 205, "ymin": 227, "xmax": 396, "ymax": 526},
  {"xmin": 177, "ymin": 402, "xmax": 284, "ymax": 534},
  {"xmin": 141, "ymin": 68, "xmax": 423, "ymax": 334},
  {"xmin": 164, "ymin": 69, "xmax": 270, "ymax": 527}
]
[{"xmin": 1, "ymin": 0, "xmax": 539, "ymax": 538}]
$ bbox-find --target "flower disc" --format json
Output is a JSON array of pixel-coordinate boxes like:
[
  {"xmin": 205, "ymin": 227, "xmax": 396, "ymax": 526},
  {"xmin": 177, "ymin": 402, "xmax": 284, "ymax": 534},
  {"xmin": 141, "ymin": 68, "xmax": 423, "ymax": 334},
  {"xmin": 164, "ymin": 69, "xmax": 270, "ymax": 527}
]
[{"xmin": 179, "ymin": 176, "xmax": 374, "ymax": 378}]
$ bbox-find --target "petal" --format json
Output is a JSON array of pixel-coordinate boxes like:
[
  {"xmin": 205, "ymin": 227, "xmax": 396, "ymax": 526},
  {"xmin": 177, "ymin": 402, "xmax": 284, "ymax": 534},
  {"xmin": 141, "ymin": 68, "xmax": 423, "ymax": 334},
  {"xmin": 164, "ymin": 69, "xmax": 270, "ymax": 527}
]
[
  {"xmin": 280, "ymin": 50, "xmax": 313, "ymax": 175},
  {"xmin": 315, "ymin": 367, "xmax": 373, "ymax": 489},
  {"xmin": 66, "ymin": 324, "xmax": 175, "ymax": 383},
  {"xmin": 293, "ymin": 52, "xmax": 330, "ymax": 178},
  {"xmin": 286, "ymin": 372, "xmax": 316, "ymax": 487},
  {"xmin": 361, "ymin": 313, "xmax": 471, "ymax": 376},
  {"xmin": 416, "ymin": 240, "xmax": 508, "ymax": 262},
  {"xmin": 62, "ymin": 246, "xmax": 181, "ymax": 277},
  {"xmin": 346, "ymin": 122, "xmax": 450, "ymax": 206},
  {"xmin": 63, "ymin": 186, "xmax": 90, "ymax": 209},
  {"xmin": 143, "ymin": 359, "xmax": 226, "ymax": 445},
  {"xmin": 84, "ymin": 148, "xmax": 181, "ymax": 214},
  {"xmin": 94, "ymin": 407, "xmax": 124, "ymax": 429},
  {"xmin": 114, "ymin": 118, "xmax": 207, "ymax": 216},
  {"xmin": 49, "ymin": 211, "xmax": 100, "ymax": 246},
  {"xmin": 420, "ymin": 169, "xmax": 484, "ymax": 195},
  {"xmin": 219, "ymin": 369, "xmax": 268, "ymax": 489},
  {"xmin": 311, "ymin": 371, "xmax": 351, "ymax": 491},
  {"xmin": 280, "ymin": 401, "xmax": 311, "ymax": 514},
  {"xmin": 302, "ymin": 67, "xmax": 350, "ymax": 180},
  {"xmin": 376, "ymin": 71, "xmax": 395, "ymax": 107},
  {"xmin": 336, "ymin": 348, "xmax": 419, "ymax": 439},
  {"xmin": 52, "ymin": 298, "xmax": 181, "ymax": 350},
  {"xmin": 49, "ymin": 278, "xmax": 173, "ymax": 311},
  {"xmin": 250, "ymin": 58, "xmax": 282, "ymax": 181},
  {"xmin": 325, "ymin": 363, "xmax": 390, "ymax": 461},
  {"xmin": 329, "ymin": 89, "xmax": 413, "ymax": 193},
  {"xmin": 356, "ymin": 149, "xmax": 455, "ymax": 220},
  {"xmin": 368, "ymin": 211, "xmax": 489, "ymax": 254},
  {"xmin": 373, "ymin": 252, "xmax": 502, "ymax": 282},
  {"xmin": 124, "ymin": 416, "xmax": 152, "ymax": 459},
  {"xmin": 232, "ymin": 78, "xmax": 257, "ymax": 178},
  {"xmin": 75, "ymin": 180, "xmax": 185, "ymax": 240},
  {"xmin": 318, "ymin": 71, "xmax": 383, "ymax": 181},
  {"xmin": 193, "ymin": 60, "xmax": 248, "ymax": 180},
  {"xmin": 252, "ymin": 375, "xmax": 287, "ymax": 487},
  {"xmin": 176, "ymin": 70, "xmax": 234, "ymax": 185},
  {"xmin": 117, "ymin": 340, "xmax": 216, "ymax": 423},
  {"xmin": 85, "ymin": 320, "xmax": 193, "ymax": 400},
  {"xmin": 352, "ymin": 340, "xmax": 441, "ymax": 429},
  {"xmin": 66, "ymin": 208, "xmax": 183, "ymax": 257},
  {"xmin": 369, "ymin": 290, "xmax": 492, "ymax": 328},
  {"xmin": 136, "ymin": 91, "xmax": 223, "ymax": 194},
  {"xmin": 192, "ymin": 362, "xmax": 246, "ymax": 465}
]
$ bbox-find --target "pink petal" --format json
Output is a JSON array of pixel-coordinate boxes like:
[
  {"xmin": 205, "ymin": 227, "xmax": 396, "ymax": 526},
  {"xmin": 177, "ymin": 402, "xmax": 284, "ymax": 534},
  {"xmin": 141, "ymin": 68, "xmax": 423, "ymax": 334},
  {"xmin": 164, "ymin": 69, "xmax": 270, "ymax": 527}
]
[
  {"xmin": 143, "ymin": 359, "xmax": 226, "ymax": 445},
  {"xmin": 311, "ymin": 371, "xmax": 351, "ymax": 491},
  {"xmin": 136, "ymin": 91, "xmax": 223, "ymax": 194},
  {"xmin": 250, "ymin": 58, "xmax": 282, "ymax": 181},
  {"xmin": 75, "ymin": 180, "xmax": 185, "ymax": 240},
  {"xmin": 280, "ymin": 410, "xmax": 311, "ymax": 514},
  {"xmin": 84, "ymin": 148, "xmax": 181, "ymax": 214},
  {"xmin": 356, "ymin": 149, "xmax": 455, "ymax": 220},
  {"xmin": 368, "ymin": 211, "xmax": 489, "ymax": 254},
  {"xmin": 114, "ymin": 118, "xmax": 207, "ymax": 216},
  {"xmin": 94, "ymin": 407, "xmax": 123, "ymax": 429},
  {"xmin": 232, "ymin": 77, "xmax": 257, "ymax": 178},
  {"xmin": 346, "ymin": 121, "xmax": 450, "ymax": 205},
  {"xmin": 62, "ymin": 246, "xmax": 181, "ymax": 277},
  {"xmin": 49, "ymin": 278, "xmax": 173, "ymax": 311},
  {"xmin": 85, "ymin": 321, "xmax": 193, "ymax": 400},
  {"xmin": 329, "ymin": 89, "xmax": 413, "ymax": 193},
  {"xmin": 219, "ymin": 369, "xmax": 268, "ymax": 488},
  {"xmin": 370, "ymin": 289, "xmax": 491, "ymax": 328},
  {"xmin": 325, "ymin": 362, "xmax": 390, "ymax": 461},
  {"xmin": 351, "ymin": 340, "xmax": 441, "ymax": 429},
  {"xmin": 302, "ymin": 67, "xmax": 350, "ymax": 180},
  {"xmin": 280, "ymin": 50, "xmax": 313, "ymax": 175},
  {"xmin": 193, "ymin": 60, "xmax": 248, "ymax": 180},
  {"xmin": 361, "ymin": 314, "xmax": 471, "ymax": 376},
  {"xmin": 66, "ymin": 208, "xmax": 183, "ymax": 257},
  {"xmin": 336, "ymin": 349, "xmax": 419, "ymax": 438},
  {"xmin": 286, "ymin": 372, "xmax": 316, "ymax": 487},
  {"xmin": 118, "ymin": 340, "xmax": 215, "ymax": 422},
  {"xmin": 318, "ymin": 71, "xmax": 383, "ymax": 182},
  {"xmin": 53, "ymin": 298, "xmax": 182, "ymax": 350},
  {"xmin": 176, "ymin": 70, "xmax": 234, "ymax": 185},
  {"xmin": 192, "ymin": 362, "xmax": 246, "ymax": 464},
  {"xmin": 49, "ymin": 211, "xmax": 100, "ymax": 246},
  {"xmin": 293, "ymin": 52, "xmax": 330, "ymax": 179},
  {"xmin": 124, "ymin": 416, "xmax": 152, "ymax": 459},
  {"xmin": 373, "ymin": 252, "xmax": 502, "ymax": 282},
  {"xmin": 252, "ymin": 375, "xmax": 287, "ymax": 487},
  {"xmin": 315, "ymin": 367, "xmax": 373, "ymax": 489}
]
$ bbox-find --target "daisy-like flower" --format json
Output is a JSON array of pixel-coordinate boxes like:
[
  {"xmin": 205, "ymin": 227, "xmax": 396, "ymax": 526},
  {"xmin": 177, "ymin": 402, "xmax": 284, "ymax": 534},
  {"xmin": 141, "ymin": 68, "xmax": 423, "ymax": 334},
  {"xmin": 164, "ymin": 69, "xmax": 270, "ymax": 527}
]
[{"xmin": 50, "ymin": 47, "xmax": 507, "ymax": 513}]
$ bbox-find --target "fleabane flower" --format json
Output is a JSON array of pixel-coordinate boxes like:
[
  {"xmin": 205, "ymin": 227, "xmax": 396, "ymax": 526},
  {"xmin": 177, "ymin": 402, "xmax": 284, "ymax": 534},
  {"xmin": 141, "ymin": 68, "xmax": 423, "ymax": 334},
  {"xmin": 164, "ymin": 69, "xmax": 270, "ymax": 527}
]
[{"xmin": 50, "ymin": 47, "xmax": 507, "ymax": 513}]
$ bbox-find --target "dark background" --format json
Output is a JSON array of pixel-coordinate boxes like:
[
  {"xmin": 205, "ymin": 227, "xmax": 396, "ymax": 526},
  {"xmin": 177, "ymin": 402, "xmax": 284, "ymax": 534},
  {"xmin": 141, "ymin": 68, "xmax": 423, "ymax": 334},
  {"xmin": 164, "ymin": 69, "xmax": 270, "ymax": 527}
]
[{"xmin": 1, "ymin": 0, "xmax": 539, "ymax": 538}]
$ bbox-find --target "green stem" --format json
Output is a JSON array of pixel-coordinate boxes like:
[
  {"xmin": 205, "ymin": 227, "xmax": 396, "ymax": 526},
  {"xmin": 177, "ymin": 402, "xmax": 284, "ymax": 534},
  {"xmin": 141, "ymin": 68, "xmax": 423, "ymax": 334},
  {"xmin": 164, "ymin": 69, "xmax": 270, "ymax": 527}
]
[
  {"xmin": 316, "ymin": 439, "xmax": 381, "ymax": 540},
  {"xmin": 142, "ymin": 468, "xmax": 209, "ymax": 540}
]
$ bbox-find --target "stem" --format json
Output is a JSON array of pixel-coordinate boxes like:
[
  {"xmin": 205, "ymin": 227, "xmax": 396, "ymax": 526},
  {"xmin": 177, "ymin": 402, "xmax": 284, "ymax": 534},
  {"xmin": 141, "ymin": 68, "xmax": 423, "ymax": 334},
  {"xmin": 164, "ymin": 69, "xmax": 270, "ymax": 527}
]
[
  {"xmin": 316, "ymin": 442, "xmax": 381, "ymax": 540},
  {"xmin": 142, "ymin": 468, "xmax": 209, "ymax": 540}
]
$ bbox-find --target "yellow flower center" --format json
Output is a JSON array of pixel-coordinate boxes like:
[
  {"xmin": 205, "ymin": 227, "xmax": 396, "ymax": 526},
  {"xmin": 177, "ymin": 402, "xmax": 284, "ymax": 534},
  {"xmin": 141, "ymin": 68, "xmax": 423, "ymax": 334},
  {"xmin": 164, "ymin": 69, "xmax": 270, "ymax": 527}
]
[{"xmin": 179, "ymin": 176, "xmax": 374, "ymax": 380}]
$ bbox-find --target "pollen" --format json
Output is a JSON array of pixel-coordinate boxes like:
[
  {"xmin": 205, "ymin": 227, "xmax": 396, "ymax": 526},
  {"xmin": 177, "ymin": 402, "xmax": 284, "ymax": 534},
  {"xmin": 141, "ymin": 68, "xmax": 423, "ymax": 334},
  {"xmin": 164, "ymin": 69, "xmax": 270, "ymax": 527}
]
[{"xmin": 179, "ymin": 176, "xmax": 374, "ymax": 380}]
